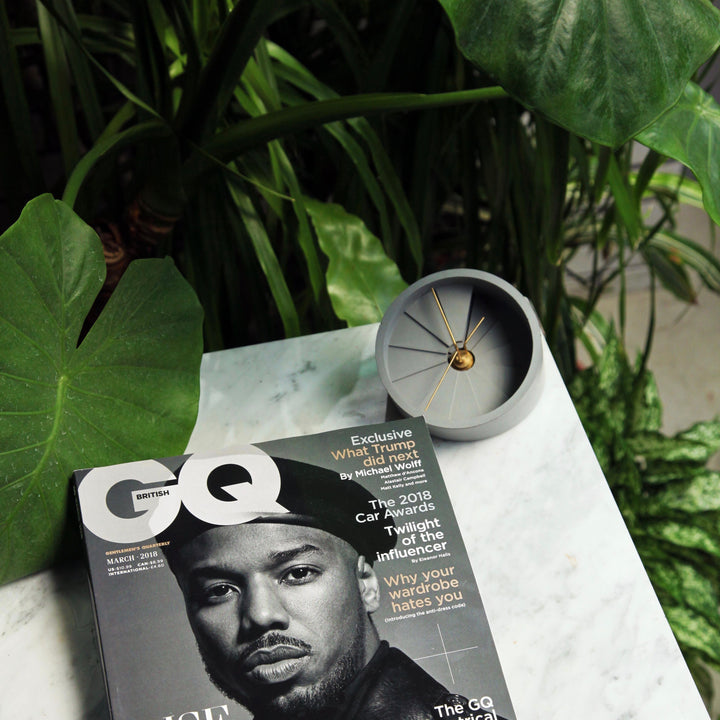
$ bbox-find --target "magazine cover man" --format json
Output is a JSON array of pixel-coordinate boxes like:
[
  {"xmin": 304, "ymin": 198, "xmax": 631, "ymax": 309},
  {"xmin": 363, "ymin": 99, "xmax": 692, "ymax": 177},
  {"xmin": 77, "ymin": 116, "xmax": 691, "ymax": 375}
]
[
  {"xmin": 75, "ymin": 420, "xmax": 516, "ymax": 720},
  {"xmin": 160, "ymin": 456, "xmax": 466, "ymax": 720}
]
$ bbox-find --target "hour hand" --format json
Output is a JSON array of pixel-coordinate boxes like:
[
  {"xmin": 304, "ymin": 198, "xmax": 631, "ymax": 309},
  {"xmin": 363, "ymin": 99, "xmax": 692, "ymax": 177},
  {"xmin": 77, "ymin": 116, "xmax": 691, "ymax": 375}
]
[
  {"xmin": 431, "ymin": 287, "xmax": 458, "ymax": 350},
  {"xmin": 464, "ymin": 315, "xmax": 485, "ymax": 346}
]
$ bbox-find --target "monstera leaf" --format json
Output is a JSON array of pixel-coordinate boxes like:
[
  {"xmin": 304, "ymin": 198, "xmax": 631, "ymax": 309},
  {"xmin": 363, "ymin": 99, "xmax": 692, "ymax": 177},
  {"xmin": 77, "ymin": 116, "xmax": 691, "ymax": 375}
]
[
  {"xmin": 0, "ymin": 195, "xmax": 203, "ymax": 585},
  {"xmin": 439, "ymin": 0, "xmax": 720, "ymax": 147}
]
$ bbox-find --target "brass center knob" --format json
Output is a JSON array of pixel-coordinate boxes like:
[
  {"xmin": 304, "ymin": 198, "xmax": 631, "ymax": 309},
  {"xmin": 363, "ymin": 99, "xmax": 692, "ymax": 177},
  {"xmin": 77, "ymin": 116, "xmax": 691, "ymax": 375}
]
[{"xmin": 450, "ymin": 348, "xmax": 475, "ymax": 371}]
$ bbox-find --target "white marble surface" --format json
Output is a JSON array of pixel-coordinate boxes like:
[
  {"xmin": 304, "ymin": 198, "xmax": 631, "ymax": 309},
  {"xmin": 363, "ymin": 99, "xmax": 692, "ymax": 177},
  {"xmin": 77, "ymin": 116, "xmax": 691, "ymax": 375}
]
[{"xmin": 0, "ymin": 324, "xmax": 709, "ymax": 720}]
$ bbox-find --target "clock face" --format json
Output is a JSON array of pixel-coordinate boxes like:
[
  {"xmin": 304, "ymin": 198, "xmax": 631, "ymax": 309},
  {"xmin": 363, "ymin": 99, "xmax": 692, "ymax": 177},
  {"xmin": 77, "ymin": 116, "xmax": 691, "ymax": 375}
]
[{"xmin": 375, "ymin": 270, "xmax": 543, "ymax": 440}]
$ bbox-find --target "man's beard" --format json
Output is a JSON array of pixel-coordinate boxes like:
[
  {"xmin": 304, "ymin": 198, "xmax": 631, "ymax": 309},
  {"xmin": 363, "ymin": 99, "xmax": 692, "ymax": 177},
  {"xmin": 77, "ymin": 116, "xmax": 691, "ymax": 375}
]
[{"xmin": 198, "ymin": 617, "xmax": 368, "ymax": 719}]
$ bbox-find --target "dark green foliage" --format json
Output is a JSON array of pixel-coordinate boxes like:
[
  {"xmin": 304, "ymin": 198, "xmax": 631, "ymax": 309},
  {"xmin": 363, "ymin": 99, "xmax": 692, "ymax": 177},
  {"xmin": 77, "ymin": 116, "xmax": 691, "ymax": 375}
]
[
  {"xmin": 2, "ymin": 11, "xmax": 720, "ymax": 700},
  {"xmin": 570, "ymin": 332, "xmax": 720, "ymax": 706},
  {"xmin": 0, "ymin": 195, "xmax": 204, "ymax": 584},
  {"xmin": 439, "ymin": 0, "xmax": 720, "ymax": 147},
  {"xmin": 2, "ymin": 1, "xmax": 720, "ymax": 357}
]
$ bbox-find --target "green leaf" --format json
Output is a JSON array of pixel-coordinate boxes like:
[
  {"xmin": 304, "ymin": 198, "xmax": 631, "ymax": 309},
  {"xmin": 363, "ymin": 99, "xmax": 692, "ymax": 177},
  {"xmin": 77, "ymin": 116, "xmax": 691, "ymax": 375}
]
[
  {"xmin": 632, "ymin": 366, "xmax": 663, "ymax": 434},
  {"xmin": 643, "ymin": 464, "xmax": 705, "ymax": 487},
  {"xmin": 594, "ymin": 335, "xmax": 626, "ymax": 396},
  {"xmin": 174, "ymin": 0, "xmax": 301, "ymax": 144},
  {"xmin": 637, "ymin": 82, "xmax": 720, "ymax": 226},
  {"xmin": 310, "ymin": 0, "xmax": 368, "ymax": 87},
  {"xmin": 664, "ymin": 605, "xmax": 720, "ymax": 665},
  {"xmin": 0, "ymin": 195, "xmax": 203, "ymax": 585},
  {"xmin": 306, "ymin": 199, "xmax": 408, "ymax": 326},
  {"xmin": 36, "ymin": 1, "xmax": 163, "ymax": 122},
  {"xmin": 571, "ymin": 319, "xmax": 720, "ymax": 682},
  {"xmin": 640, "ymin": 244, "xmax": 697, "ymax": 303},
  {"xmin": 198, "ymin": 87, "xmax": 507, "ymax": 164},
  {"xmin": 606, "ymin": 154, "xmax": 640, "ymax": 247},
  {"xmin": 267, "ymin": 40, "xmax": 424, "ymax": 273},
  {"xmin": 37, "ymin": 1, "xmax": 80, "ymax": 174},
  {"xmin": 49, "ymin": 0, "xmax": 105, "ymax": 141},
  {"xmin": 648, "ymin": 559, "xmax": 720, "ymax": 626},
  {"xmin": 438, "ymin": 0, "xmax": 720, "ymax": 147},
  {"xmin": 650, "ymin": 473, "xmax": 720, "ymax": 514},
  {"xmin": 236, "ymin": 53, "xmax": 325, "ymax": 302},
  {"xmin": 0, "ymin": 3, "xmax": 43, "ymax": 195},
  {"xmin": 225, "ymin": 181, "xmax": 301, "ymax": 337},
  {"xmin": 646, "ymin": 520, "xmax": 720, "ymax": 559},
  {"xmin": 266, "ymin": 76, "xmax": 398, "ymax": 265},
  {"xmin": 62, "ymin": 120, "xmax": 172, "ymax": 208},
  {"xmin": 271, "ymin": 149, "xmax": 325, "ymax": 303},
  {"xmin": 631, "ymin": 429, "xmax": 720, "ymax": 466},
  {"xmin": 76, "ymin": 13, "xmax": 135, "ymax": 60},
  {"xmin": 641, "ymin": 172, "xmax": 705, "ymax": 211},
  {"xmin": 677, "ymin": 421, "xmax": 720, "ymax": 455}
]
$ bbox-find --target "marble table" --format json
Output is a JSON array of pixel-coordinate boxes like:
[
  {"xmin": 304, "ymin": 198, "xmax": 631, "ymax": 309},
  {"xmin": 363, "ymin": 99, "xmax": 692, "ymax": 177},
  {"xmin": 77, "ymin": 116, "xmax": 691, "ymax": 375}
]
[{"xmin": 0, "ymin": 324, "xmax": 710, "ymax": 720}]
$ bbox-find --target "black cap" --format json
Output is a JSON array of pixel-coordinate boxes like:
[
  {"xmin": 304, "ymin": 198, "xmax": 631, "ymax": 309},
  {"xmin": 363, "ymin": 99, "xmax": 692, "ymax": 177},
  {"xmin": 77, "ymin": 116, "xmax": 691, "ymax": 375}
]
[{"xmin": 159, "ymin": 455, "xmax": 397, "ymax": 562}]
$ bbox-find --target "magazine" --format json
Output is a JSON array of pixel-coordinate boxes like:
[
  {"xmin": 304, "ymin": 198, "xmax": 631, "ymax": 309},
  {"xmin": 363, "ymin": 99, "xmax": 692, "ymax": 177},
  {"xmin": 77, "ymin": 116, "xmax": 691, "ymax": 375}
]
[{"xmin": 74, "ymin": 417, "xmax": 516, "ymax": 720}]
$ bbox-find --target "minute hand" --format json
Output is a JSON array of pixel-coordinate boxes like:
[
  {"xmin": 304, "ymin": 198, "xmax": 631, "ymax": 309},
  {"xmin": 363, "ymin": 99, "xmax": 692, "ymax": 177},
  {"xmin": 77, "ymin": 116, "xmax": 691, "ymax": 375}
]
[{"xmin": 425, "ymin": 350, "xmax": 458, "ymax": 411}]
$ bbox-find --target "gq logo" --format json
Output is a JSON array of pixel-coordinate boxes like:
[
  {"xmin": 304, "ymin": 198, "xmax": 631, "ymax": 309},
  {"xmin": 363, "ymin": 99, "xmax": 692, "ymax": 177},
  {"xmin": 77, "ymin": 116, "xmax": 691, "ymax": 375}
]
[{"xmin": 78, "ymin": 446, "xmax": 288, "ymax": 544}]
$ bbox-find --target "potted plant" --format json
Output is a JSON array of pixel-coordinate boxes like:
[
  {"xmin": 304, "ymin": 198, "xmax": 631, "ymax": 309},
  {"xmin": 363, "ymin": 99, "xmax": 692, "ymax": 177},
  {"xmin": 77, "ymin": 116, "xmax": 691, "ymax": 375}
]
[{"xmin": 2, "ymin": 8, "xmax": 720, "ymax": 707}]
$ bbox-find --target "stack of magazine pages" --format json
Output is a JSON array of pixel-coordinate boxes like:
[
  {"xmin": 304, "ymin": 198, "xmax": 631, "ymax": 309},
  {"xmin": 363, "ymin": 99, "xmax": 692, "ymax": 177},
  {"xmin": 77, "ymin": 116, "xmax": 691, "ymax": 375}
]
[{"xmin": 74, "ymin": 417, "xmax": 516, "ymax": 720}]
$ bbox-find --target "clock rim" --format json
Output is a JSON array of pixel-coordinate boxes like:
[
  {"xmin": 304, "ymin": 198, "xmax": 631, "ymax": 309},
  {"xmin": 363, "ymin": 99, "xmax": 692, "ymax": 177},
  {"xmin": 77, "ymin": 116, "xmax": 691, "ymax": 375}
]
[{"xmin": 375, "ymin": 269, "xmax": 544, "ymax": 440}]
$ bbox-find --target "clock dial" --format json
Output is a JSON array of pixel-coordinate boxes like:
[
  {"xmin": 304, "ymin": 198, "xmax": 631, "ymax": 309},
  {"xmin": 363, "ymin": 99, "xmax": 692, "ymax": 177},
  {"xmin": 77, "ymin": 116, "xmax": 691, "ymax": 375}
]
[{"xmin": 376, "ymin": 270, "xmax": 543, "ymax": 440}]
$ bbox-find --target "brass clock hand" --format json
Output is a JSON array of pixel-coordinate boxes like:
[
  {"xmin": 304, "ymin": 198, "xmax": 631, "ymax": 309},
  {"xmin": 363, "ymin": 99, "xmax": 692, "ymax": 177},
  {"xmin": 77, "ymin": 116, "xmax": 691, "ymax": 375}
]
[
  {"xmin": 431, "ymin": 287, "xmax": 458, "ymax": 350},
  {"xmin": 425, "ymin": 350, "xmax": 458, "ymax": 411},
  {"xmin": 464, "ymin": 315, "xmax": 486, "ymax": 346}
]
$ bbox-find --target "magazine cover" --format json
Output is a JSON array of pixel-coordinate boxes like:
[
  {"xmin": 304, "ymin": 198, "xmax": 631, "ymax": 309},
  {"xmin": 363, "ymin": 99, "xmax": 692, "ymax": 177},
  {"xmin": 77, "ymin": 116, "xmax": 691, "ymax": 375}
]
[{"xmin": 74, "ymin": 417, "xmax": 516, "ymax": 720}]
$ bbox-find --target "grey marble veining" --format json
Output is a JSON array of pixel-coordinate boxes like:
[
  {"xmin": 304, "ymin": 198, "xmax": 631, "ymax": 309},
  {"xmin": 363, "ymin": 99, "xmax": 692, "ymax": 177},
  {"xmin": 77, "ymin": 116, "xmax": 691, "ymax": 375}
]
[
  {"xmin": 188, "ymin": 327, "xmax": 388, "ymax": 448},
  {"xmin": 0, "ymin": 324, "xmax": 709, "ymax": 720},
  {"xmin": 1, "ymin": 562, "xmax": 109, "ymax": 719}
]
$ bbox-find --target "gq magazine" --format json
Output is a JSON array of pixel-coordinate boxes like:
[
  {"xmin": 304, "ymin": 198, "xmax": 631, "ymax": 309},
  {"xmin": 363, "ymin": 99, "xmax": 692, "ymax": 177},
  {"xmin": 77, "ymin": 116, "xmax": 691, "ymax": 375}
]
[{"xmin": 74, "ymin": 417, "xmax": 516, "ymax": 720}]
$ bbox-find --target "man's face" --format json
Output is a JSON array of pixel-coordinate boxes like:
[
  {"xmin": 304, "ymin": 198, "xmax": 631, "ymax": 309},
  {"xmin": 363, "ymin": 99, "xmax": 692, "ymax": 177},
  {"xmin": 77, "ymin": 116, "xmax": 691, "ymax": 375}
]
[{"xmin": 171, "ymin": 523, "xmax": 380, "ymax": 718}]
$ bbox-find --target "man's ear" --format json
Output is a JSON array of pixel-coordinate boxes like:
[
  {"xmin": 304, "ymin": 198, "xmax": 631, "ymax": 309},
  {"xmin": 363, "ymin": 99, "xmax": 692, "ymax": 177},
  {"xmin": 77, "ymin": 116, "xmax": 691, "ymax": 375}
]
[{"xmin": 356, "ymin": 556, "xmax": 380, "ymax": 613}]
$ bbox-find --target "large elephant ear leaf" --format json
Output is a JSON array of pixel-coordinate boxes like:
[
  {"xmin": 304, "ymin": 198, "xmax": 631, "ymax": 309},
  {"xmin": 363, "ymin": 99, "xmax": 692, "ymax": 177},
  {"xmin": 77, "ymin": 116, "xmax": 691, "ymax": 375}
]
[
  {"xmin": 637, "ymin": 82, "xmax": 720, "ymax": 228},
  {"xmin": 306, "ymin": 199, "xmax": 408, "ymax": 326},
  {"xmin": 438, "ymin": 0, "xmax": 720, "ymax": 147},
  {"xmin": 0, "ymin": 194, "xmax": 203, "ymax": 585}
]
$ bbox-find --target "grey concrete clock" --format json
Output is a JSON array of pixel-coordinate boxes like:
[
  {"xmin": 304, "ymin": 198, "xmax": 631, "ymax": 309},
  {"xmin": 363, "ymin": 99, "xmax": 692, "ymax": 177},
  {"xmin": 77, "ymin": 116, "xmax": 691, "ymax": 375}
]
[{"xmin": 375, "ymin": 269, "xmax": 544, "ymax": 440}]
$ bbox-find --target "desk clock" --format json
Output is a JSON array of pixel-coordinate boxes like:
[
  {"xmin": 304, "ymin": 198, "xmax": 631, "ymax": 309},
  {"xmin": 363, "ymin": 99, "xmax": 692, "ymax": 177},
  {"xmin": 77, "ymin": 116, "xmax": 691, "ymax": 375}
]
[{"xmin": 375, "ymin": 269, "xmax": 544, "ymax": 440}]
